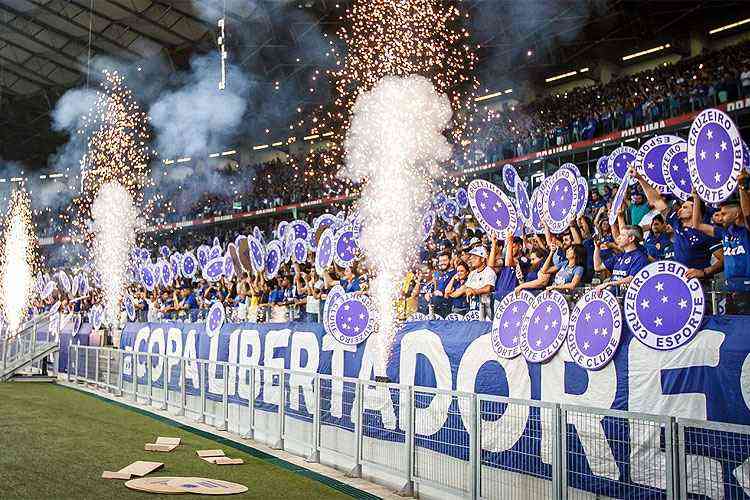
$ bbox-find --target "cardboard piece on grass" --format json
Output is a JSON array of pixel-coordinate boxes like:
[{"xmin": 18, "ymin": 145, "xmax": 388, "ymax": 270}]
[
  {"xmin": 101, "ymin": 471, "xmax": 132, "ymax": 480},
  {"xmin": 196, "ymin": 449, "xmax": 225, "ymax": 458},
  {"xmin": 117, "ymin": 460, "xmax": 164, "ymax": 477},
  {"xmin": 145, "ymin": 443, "xmax": 178, "ymax": 452},
  {"xmin": 155, "ymin": 437, "xmax": 181, "ymax": 446},
  {"xmin": 203, "ymin": 456, "xmax": 244, "ymax": 465}
]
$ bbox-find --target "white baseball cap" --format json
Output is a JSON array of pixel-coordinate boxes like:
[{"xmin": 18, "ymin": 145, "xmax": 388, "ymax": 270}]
[{"xmin": 468, "ymin": 246, "xmax": 487, "ymax": 259}]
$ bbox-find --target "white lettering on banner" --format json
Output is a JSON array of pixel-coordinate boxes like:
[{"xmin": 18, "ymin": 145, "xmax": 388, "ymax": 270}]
[
  {"xmin": 237, "ymin": 329, "xmax": 261, "ymax": 401},
  {"xmin": 456, "ymin": 334, "xmax": 531, "ymax": 453},
  {"xmin": 147, "ymin": 328, "xmax": 166, "ymax": 384},
  {"xmin": 134, "ymin": 326, "xmax": 150, "ymax": 379},
  {"xmin": 166, "ymin": 327, "xmax": 183, "ymax": 385},
  {"xmin": 183, "ymin": 329, "xmax": 200, "ymax": 389},
  {"xmin": 628, "ymin": 331, "xmax": 725, "ymax": 497},
  {"xmin": 540, "ymin": 348, "xmax": 618, "ymax": 479},
  {"xmin": 321, "ymin": 333, "xmax": 356, "ymax": 419},
  {"xmin": 263, "ymin": 329, "xmax": 290, "ymax": 405},
  {"xmin": 399, "ymin": 329, "xmax": 452, "ymax": 436},
  {"xmin": 358, "ymin": 336, "xmax": 396, "ymax": 430},
  {"xmin": 289, "ymin": 331, "xmax": 319, "ymax": 412},
  {"xmin": 207, "ymin": 331, "xmax": 223, "ymax": 394}
]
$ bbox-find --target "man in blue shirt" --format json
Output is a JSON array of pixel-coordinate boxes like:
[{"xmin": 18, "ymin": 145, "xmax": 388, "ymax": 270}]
[
  {"xmin": 179, "ymin": 286, "xmax": 200, "ymax": 322},
  {"xmin": 644, "ymin": 214, "xmax": 674, "ymax": 261},
  {"xmin": 631, "ymin": 165, "xmax": 723, "ymax": 279},
  {"xmin": 690, "ymin": 177, "xmax": 750, "ymax": 302},
  {"xmin": 593, "ymin": 225, "xmax": 649, "ymax": 294},
  {"xmin": 430, "ymin": 252, "xmax": 456, "ymax": 317}
]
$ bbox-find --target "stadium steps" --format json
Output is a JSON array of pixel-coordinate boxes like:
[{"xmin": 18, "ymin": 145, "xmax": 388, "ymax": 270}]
[
  {"xmin": 0, "ymin": 341, "xmax": 59, "ymax": 382},
  {"xmin": 0, "ymin": 313, "xmax": 58, "ymax": 382}
]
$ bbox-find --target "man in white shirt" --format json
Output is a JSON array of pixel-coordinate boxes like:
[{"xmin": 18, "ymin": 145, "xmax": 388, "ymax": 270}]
[{"xmin": 463, "ymin": 246, "xmax": 496, "ymax": 312}]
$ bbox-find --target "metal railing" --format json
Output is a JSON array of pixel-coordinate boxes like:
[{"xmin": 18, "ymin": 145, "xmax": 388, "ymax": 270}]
[
  {"xmin": 0, "ymin": 313, "xmax": 57, "ymax": 380},
  {"xmin": 67, "ymin": 344, "xmax": 750, "ymax": 499}
]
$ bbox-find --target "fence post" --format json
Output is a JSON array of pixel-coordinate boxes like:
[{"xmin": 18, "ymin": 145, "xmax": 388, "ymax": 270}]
[
  {"xmin": 399, "ymin": 385, "xmax": 415, "ymax": 497},
  {"xmin": 347, "ymin": 380, "xmax": 363, "ymax": 478},
  {"xmin": 200, "ymin": 360, "xmax": 207, "ymax": 423},
  {"xmin": 272, "ymin": 369, "xmax": 285, "ymax": 450},
  {"xmin": 664, "ymin": 416, "xmax": 676, "ymax": 500},
  {"xmin": 106, "ymin": 350, "xmax": 112, "ymax": 392},
  {"xmin": 116, "ymin": 351, "xmax": 123, "ymax": 397},
  {"xmin": 559, "ymin": 405, "xmax": 567, "ymax": 500},
  {"xmin": 218, "ymin": 363, "xmax": 228, "ymax": 431},
  {"xmin": 146, "ymin": 353, "xmax": 153, "ymax": 405},
  {"xmin": 68, "ymin": 345, "xmax": 74, "ymax": 383},
  {"xmin": 473, "ymin": 394, "xmax": 482, "ymax": 500},
  {"xmin": 83, "ymin": 347, "xmax": 89, "ymax": 384},
  {"xmin": 676, "ymin": 418, "xmax": 687, "ymax": 499},
  {"xmin": 306, "ymin": 374, "xmax": 321, "ymax": 463},
  {"xmin": 468, "ymin": 393, "xmax": 478, "ymax": 500},
  {"xmin": 161, "ymin": 354, "xmax": 168, "ymax": 410},
  {"xmin": 242, "ymin": 366, "xmax": 256, "ymax": 440},
  {"xmin": 178, "ymin": 358, "xmax": 186, "ymax": 417}
]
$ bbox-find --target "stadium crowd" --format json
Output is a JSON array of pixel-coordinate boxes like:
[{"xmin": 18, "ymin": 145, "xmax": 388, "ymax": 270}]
[
  {"xmin": 24, "ymin": 38, "xmax": 750, "ymax": 326},
  {"xmin": 31, "ymin": 162, "xmax": 750, "ymax": 330}
]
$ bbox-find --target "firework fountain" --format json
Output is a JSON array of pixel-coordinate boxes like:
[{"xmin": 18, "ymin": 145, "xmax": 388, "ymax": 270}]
[
  {"xmin": 342, "ymin": 76, "xmax": 452, "ymax": 375},
  {"xmin": 90, "ymin": 182, "xmax": 139, "ymax": 326},
  {"xmin": 0, "ymin": 190, "xmax": 39, "ymax": 336},
  {"xmin": 331, "ymin": 0, "xmax": 475, "ymax": 375},
  {"xmin": 71, "ymin": 70, "xmax": 153, "ymax": 327}
]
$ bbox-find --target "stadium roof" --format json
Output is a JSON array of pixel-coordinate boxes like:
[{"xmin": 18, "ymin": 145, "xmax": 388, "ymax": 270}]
[{"xmin": 2, "ymin": 0, "xmax": 750, "ymax": 167}]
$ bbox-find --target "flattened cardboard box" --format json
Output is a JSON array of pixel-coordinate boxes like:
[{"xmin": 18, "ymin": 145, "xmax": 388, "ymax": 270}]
[
  {"xmin": 117, "ymin": 461, "xmax": 164, "ymax": 477},
  {"xmin": 145, "ymin": 443, "xmax": 178, "ymax": 452},
  {"xmin": 155, "ymin": 437, "xmax": 181, "ymax": 446},
  {"xmin": 196, "ymin": 449, "xmax": 225, "ymax": 458}
]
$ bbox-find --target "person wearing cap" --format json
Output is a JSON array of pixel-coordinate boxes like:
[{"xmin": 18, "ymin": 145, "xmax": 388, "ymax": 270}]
[
  {"xmin": 690, "ymin": 172, "xmax": 750, "ymax": 310},
  {"xmin": 460, "ymin": 245, "xmax": 496, "ymax": 312}
]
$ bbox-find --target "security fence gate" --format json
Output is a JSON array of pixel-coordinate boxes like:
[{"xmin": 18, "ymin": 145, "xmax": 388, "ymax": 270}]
[{"xmin": 66, "ymin": 344, "xmax": 749, "ymax": 499}]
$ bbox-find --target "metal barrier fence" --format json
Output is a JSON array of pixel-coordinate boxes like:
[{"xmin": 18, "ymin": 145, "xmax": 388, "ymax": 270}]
[{"xmin": 67, "ymin": 344, "xmax": 750, "ymax": 499}]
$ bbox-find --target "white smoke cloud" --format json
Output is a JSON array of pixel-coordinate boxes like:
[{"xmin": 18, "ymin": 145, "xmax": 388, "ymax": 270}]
[
  {"xmin": 341, "ymin": 75, "xmax": 453, "ymax": 374},
  {"xmin": 148, "ymin": 54, "xmax": 253, "ymax": 159}
]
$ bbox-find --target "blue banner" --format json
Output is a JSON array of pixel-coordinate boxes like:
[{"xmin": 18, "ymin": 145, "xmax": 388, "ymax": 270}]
[{"xmin": 55, "ymin": 317, "xmax": 750, "ymax": 498}]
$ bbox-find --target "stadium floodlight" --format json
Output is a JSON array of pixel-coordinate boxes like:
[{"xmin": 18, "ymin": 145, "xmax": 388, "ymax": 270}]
[
  {"xmin": 10, "ymin": 177, "xmax": 23, "ymax": 182},
  {"xmin": 253, "ymin": 144, "xmax": 269, "ymax": 150},
  {"xmin": 271, "ymin": 142, "xmax": 283, "ymax": 147},
  {"xmin": 579, "ymin": 67, "xmax": 590, "ymax": 73},
  {"xmin": 209, "ymin": 153, "xmax": 220, "ymax": 158},
  {"xmin": 304, "ymin": 134, "xmax": 320, "ymax": 141},
  {"xmin": 176, "ymin": 157, "xmax": 191, "ymax": 163},
  {"xmin": 221, "ymin": 150, "xmax": 236, "ymax": 156},
  {"xmin": 321, "ymin": 131, "xmax": 335, "ymax": 137},
  {"xmin": 622, "ymin": 44, "xmax": 670, "ymax": 61},
  {"xmin": 49, "ymin": 173, "xmax": 64, "ymax": 179},
  {"xmin": 709, "ymin": 18, "xmax": 750, "ymax": 34},
  {"xmin": 39, "ymin": 175, "xmax": 47, "ymax": 179},
  {"xmin": 164, "ymin": 159, "xmax": 174, "ymax": 165},
  {"xmin": 545, "ymin": 70, "xmax": 578, "ymax": 83},
  {"xmin": 475, "ymin": 90, "xmax": 504, "ymax": 102}
]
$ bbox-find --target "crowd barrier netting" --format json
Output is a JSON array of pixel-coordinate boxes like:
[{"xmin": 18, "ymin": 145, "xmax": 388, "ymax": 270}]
[{"xmin": 55, "ymin": 316, "xmax": 750, "ymax": 499}]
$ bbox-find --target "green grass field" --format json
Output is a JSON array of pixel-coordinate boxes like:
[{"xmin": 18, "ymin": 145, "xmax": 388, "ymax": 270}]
[{"xmin": 0, "ymin": 383, "xmax": 374, "ymax": 500}]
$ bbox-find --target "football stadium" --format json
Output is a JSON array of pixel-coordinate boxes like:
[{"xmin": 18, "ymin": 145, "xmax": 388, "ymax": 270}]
[{"xmin": 2, "ymin": 0, "xmax": 750, "ymax": 498}]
